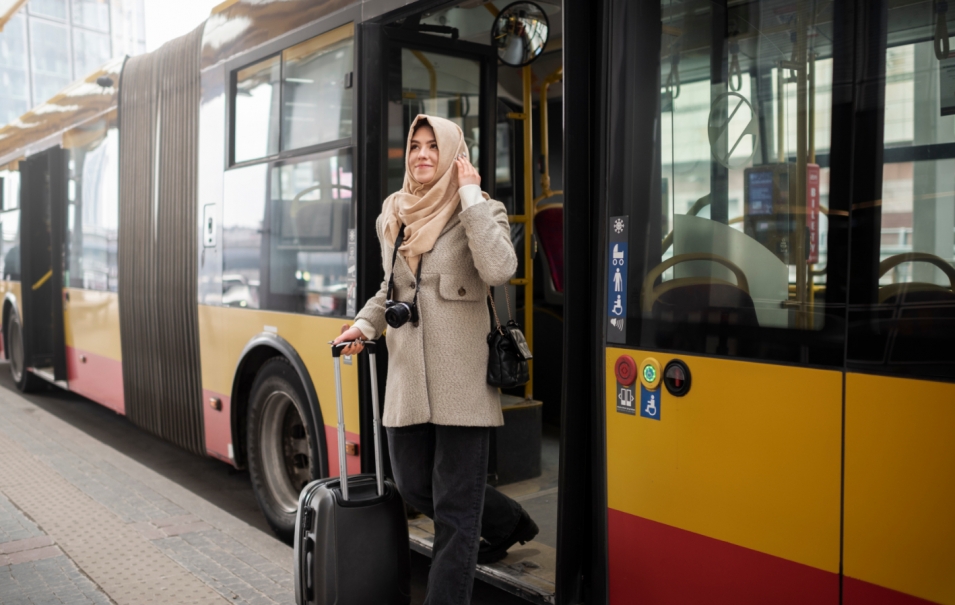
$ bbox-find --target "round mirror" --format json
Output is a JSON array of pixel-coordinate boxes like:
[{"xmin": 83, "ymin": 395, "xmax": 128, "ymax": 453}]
[{"xmin": 491, "ymin": 2, "xmax": 550, "ymax": 67}]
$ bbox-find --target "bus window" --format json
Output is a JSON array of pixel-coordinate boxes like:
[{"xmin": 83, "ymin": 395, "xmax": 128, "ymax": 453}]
[
  {"xmin": 230, "ymin": 23, "xmax": 354, "ymax": 165},
  {"xmin": 222, "ymin": 163, "xmax": 268, "ymax": 309},
  {"xmin": 847, "ymin": 15, "xmax": 955, "ymax": 379},
  {"xmin": 619, "ymin": 0, "xmax": 845, "ymax": 364},
  {"xmin": 234, "ymin": 55, "xmax": 281, "ymax": 164},
  {"xmin": 267, "ymin": 149, "xmax": 353, "ymax": 316},
  {"xmin": 281, "ymin": 23, "xmax": 355, "ymax": 152},
  {"xmin": 0, "ymin": 165, "xmax": 20, "ymax": 281},
  {"xmin": 65, "ymin": 117, "xmax": 119, "ymax": 292}
]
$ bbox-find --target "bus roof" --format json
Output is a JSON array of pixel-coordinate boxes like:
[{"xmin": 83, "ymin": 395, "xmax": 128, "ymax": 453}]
[{"xmin": 0, "ymin": 57, "xmax": 125, "ymax": 168}]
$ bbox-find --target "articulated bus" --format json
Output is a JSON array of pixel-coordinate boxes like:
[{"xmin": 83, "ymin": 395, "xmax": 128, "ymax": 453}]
[{"xmin": 0, "ymin": 0, "xmax": 952, "ymax": 603}]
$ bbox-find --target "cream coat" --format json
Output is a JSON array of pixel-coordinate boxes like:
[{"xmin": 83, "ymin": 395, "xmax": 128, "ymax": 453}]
[{"xmin": 354, "ymin": 200, "xmax": 517, "ymax": 427}]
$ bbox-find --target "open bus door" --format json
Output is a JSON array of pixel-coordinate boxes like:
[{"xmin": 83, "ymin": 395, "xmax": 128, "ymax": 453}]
[
  {"xmin": 17, "ymin": 146, "xmax": 68, "ymax": 386},
  {"xmin": 360, "ymin": 7, "xmax": 562, "ymax": 603}
]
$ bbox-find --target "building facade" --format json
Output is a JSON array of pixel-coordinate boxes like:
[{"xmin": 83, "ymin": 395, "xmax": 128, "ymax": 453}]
[{"xmin": 0, "ymin": 0, "xmax": 145, "ymax": 125}]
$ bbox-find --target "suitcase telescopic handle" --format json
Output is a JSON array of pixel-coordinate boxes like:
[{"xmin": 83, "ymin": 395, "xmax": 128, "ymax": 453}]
[{"xmin": 331, "ymin": 341, "xmax": 384, "ymax": 500}]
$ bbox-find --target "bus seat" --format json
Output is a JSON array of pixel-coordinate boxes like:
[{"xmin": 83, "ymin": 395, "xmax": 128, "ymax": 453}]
[
  {"xmin": 535, "ymin": 203, "xmax": 564, "ymax": 306},
  {"xmin": 878, "ymin": 252, "xmax": 955, "ymax": 304},
  {"xmin": 875, "ymin": 253, "xmax": 955, "ymax": 364},
  {"xmin": 642, "ymin": 253, "xmax": 759, "ymax": 327}
]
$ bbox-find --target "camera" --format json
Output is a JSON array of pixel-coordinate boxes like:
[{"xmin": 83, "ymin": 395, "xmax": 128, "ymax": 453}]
[{"xmin": 385, "ymin": 299, "xmax": 418, "ymax": 328}]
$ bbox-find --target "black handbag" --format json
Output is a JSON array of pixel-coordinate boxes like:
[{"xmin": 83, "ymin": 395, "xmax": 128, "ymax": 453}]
[{"xmin": 486, "ymin": 286, "xmax": 533, "ymax": 389}]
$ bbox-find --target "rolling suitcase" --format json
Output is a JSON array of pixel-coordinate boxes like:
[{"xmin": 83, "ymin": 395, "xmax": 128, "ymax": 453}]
[{"xmin": 294, "ymin": 341, "xmax": 411, "ymax": 605}]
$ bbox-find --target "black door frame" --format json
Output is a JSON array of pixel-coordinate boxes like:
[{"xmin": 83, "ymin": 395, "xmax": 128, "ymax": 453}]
[{"xmin": 359, "ymin": 2, "xmax": 603, "ymax": 603}]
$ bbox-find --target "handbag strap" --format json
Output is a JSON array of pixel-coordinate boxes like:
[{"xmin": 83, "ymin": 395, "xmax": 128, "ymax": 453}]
[{"xmin": 486, "ymin": 286, "xmax": 514, "ymax": 332}]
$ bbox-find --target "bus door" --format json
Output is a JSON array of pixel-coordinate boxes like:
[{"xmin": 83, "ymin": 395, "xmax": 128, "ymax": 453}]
[
  {"xmin": 361, "ymin": 10, "xmax": 561, "ymax": 602},
  {"xmin": 842, "ymin": 3, "xmax": 955, "ymax": 603},
  {"xmin": 601, "ymin": 1, "xmax": 850, "ymax": 602},
  {"xmin": 18, "ymin": 146, "xmax": 68, "ymax": 382},
  {"xmin": 359, "ymin": 11, "xmax": 498, "ymax": 472}
]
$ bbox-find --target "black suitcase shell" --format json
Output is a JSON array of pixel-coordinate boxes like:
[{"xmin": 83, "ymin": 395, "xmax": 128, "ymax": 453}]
[
  {"xmin": 294, "ymin": 475, "xmax": 410, "ymax": 604},
  {"xmin": 294, "ymin": 342, "xmax": 411, "ymax": 605}
]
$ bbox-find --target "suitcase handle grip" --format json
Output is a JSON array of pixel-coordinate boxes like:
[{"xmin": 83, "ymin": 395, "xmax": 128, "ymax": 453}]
[
  {"xmin": 331, "ymin": 340, "xmax": 376, "ymax": 357},
  {"xmin": 330, "ymin": 341, "xmax": 384, "ymax": 500}
]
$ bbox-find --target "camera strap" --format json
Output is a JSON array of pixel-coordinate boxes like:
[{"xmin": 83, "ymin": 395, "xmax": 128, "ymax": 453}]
[{"xmin": 386, "ymin": 225, "xmax": 423, "ymax": 308}]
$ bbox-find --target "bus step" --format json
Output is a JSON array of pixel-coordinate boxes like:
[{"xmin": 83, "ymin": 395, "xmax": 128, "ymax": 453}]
[{"xmin": 408, "ymin": 517, "xmax": 555, "ymax": 605}]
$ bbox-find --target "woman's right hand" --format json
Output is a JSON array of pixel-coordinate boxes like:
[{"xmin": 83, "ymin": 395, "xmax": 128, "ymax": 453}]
[{"xmin": 333, "ymin": 324, "xmax": 365, "ymax": 356}]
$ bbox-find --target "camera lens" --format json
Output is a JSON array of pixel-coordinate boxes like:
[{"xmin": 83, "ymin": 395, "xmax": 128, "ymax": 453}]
[{"xmin": 385, "ymin": 302, "xmax": 412, "ymax": 328}]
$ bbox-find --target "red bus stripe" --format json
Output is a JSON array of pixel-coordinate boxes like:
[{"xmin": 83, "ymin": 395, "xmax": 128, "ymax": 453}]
[
  {"xmin": 843, "ymin": 577, "xmax": 942, "ymax": 605},
  {"xmin": 608, "ymin": 508, "xmax": 838, "ymax": 604}
]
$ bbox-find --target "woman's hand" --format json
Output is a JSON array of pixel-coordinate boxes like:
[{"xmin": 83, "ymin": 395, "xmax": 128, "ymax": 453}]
[
  {"xmin": 333, "ymin": 324, "xmax": 365, "ymax": 356},
  {"xmin": 455, "ymin": 155, "xmax": 480, "ymax": 188}
]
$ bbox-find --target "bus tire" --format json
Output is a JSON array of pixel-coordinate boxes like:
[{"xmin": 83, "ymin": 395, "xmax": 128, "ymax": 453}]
[
  {"xmin": 247, "ymin": 356, "xmax": 321, "ymax": 543},
  {"xmin": 6, "ymin": 312, "xmax": 41, "ymax": 393}
]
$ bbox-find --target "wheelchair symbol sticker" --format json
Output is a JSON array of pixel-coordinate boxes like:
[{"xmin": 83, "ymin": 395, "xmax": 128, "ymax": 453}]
[
  {"xmin": 640, "ymin": 385, "xmax": 661, "ymax": 421},
  {"xmin": 707, "ymin": 92, "xmax": 759, "ymax": 169}
]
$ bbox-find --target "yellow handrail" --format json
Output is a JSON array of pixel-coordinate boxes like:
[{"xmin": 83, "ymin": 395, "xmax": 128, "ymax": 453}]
[
  {"xmin": 507, "ymin": 65, "xmax": 535, "ymax": 400},
  {"xmin": 533, "ymin": 66, "xmax": 563, "ymax": 206},
  {"xmin": 410, "ymin": 50, "xmax": 437, "ymax": 109},
  {"xmin": 32, "ymin": 269, "xmax": 53, "ymax": 291}
]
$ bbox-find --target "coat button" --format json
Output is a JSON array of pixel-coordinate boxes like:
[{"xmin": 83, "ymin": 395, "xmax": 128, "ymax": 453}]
[
  {"xmin": 409, "ymin": 282, "xmax": 416, "ymax": 289},
  {"xmin": 458, "ymin": 287, "xmax": 466, "ymax": 296}
]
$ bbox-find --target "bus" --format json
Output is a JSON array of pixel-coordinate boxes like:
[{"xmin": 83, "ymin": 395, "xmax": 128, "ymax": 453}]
[{"xmin": 0, "ymin": 0, "xmax": 952, "ymax": 604}]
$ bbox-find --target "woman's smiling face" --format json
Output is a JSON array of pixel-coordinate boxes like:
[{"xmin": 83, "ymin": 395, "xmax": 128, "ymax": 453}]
[{"xmin": 409, "ymin": 124, "xmax": 439, "ymax": 183}]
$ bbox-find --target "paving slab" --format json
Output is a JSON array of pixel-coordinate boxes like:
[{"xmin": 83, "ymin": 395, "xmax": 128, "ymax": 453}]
[{"xmin": 0, "ymin": 384, "xmax": 294, "ymax": 605}]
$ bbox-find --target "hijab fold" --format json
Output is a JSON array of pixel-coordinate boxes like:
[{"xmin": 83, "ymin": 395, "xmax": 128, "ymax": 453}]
[{"xmin": 382, "ymin": 114, "xmax": 487, "ymax": 273}]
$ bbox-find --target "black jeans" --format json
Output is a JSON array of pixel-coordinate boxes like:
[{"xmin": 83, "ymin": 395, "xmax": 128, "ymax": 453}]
[{"xmin": 387, "ymin": 423, "xmax": 523, "ymax": 605}]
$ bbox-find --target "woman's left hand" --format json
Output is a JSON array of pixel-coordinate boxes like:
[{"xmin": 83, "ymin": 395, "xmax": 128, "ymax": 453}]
[{"xmin": 455, "ymin": 155, "xmax": 481, "ymax": 187}]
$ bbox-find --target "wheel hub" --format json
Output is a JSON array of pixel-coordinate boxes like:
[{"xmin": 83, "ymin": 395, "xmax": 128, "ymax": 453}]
[{"xmin": 260, "ymin": 391, "xmax": 312, "ymax": 513}]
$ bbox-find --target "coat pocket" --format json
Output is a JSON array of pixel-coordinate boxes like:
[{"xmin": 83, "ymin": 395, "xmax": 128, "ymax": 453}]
[{"xmin": 437, "ymin": 273, "xmax": 485, "ymax": 302}]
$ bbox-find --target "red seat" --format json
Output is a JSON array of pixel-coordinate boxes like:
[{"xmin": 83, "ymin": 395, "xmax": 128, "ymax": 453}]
[{"xmin": 534, "ymin": 205, "xmax": 564, "ymax": 294}]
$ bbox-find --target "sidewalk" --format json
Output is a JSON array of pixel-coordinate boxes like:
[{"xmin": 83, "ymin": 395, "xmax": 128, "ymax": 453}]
[{"xmin": 0, "ymin": 383, "xmax": 294, "ymax": 605}]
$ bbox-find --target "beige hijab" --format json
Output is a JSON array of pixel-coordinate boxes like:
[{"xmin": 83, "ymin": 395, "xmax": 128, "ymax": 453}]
[{"xmin": 382, "ymin": 114, "xmax": 488, "ymax": 273}]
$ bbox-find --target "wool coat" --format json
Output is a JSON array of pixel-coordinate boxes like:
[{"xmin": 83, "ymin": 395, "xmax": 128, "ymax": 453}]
[{"xmin": 353, "ymin": 199, "xmax": 518, "ymax": 427}]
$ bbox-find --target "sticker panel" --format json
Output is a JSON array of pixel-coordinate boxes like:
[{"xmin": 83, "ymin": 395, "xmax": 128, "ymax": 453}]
[{"xmin": 607, "ymin": 215, "xmax": 629, "ymax": 343}]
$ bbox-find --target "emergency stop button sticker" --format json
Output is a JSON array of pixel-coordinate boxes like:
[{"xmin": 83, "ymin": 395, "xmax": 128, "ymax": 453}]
[
  {"xmin": 614, "ymin": 355, "xmax": 637, "ymax": 386},
  {"xmin": 614, "ymin": 355, "xmax": 638, "ymax": 415}
]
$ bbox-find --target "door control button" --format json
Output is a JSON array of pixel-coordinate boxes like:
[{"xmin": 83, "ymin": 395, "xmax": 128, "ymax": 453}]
[
  {"xmin": 614, "ymin": 355, "xmax": 637, "ymax": 386},
  {"xmin": 663, "ymin": 359, "xmax": 691, "ymax": 396}
]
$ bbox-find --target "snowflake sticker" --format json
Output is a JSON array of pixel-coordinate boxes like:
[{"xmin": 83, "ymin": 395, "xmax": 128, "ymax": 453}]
[{"xmin": 613, "ymin": 218, "xmax": 625, "ymax": 234}]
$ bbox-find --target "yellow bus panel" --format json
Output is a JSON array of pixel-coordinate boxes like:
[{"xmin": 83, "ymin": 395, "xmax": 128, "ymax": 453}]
[
  {"xmin": 606, "ymin": 348, "xmax": 842, "ymax": 573},
  {"xmin": 197, "ymin": 305, "xmax": 361, "ymax": 470},
  {"xmin": 844, "ymin": 373, "xmax": 955, "ymax": 605}
]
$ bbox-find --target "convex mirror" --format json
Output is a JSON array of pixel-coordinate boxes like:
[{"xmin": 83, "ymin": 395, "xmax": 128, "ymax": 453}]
[{"xmin": 491, "ymin": 1, "xmax": 550, "ymax": 67}]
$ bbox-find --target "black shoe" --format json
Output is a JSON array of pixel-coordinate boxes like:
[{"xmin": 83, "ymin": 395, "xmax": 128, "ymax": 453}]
[{"xmin": 477, "ymin": 510, "xmax": 539, "ymax": 565}]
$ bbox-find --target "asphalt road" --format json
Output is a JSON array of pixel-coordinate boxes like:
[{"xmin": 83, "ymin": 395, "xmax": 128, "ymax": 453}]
[{"xmin": 0, "ymin": 363, "xmax": 528, "ymax": 605}]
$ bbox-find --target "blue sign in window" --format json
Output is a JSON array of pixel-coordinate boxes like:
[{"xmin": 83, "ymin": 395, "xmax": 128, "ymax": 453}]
[{"xmin": 607, "ymin": 241, "xmax": 628, "ymax": 318}]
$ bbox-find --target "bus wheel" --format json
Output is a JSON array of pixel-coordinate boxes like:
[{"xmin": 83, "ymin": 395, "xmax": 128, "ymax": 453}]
[
  {"xmin": 247, "ymin": 357, "xmax": 320, "ymax": 543},
  {"xmin": 7, "ymin": 313, "xmax": 41, "ymax": 393}
]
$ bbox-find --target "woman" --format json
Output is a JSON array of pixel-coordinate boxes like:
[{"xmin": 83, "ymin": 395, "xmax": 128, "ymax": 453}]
[{"xmin": 334, "ymin": 114, "xmax": 538, "ymax": 604}]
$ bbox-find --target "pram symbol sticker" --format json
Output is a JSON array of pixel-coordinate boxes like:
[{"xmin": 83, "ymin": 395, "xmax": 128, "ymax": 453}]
[
  {"xmin": 640, "ymin": 385, "xmax": 661, "ymax": 420},
  {"xmin": 616, "ymin": 385, "xmax": 635, "ymax": 415},
  {"xmin": 607, "ymin": 216, "xmax": 628, "ymax": 343}
]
